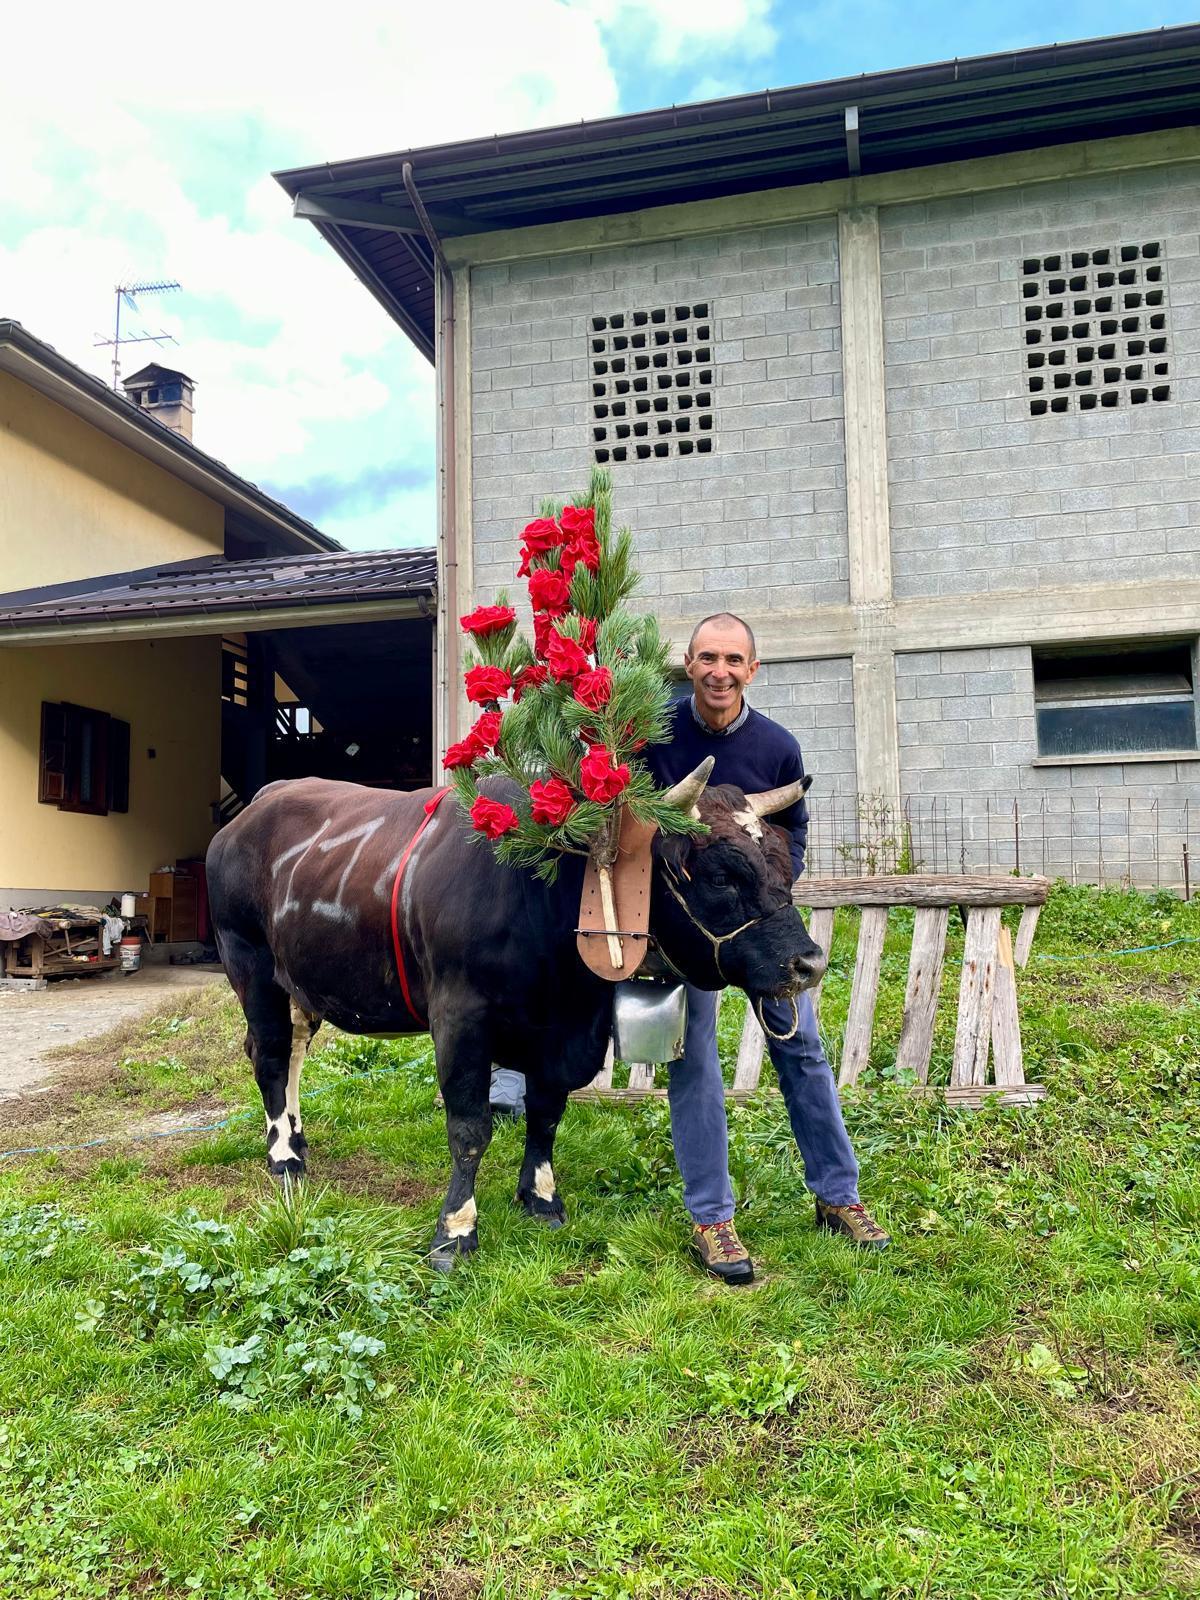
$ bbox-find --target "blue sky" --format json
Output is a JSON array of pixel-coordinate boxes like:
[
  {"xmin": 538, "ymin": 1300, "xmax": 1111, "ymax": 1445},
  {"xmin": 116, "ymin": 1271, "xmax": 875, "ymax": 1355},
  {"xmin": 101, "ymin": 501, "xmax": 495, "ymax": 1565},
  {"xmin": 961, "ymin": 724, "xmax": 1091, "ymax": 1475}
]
[{"xmin": 2, "ymin": 1, "xmax": 1191, "ymax": 553}]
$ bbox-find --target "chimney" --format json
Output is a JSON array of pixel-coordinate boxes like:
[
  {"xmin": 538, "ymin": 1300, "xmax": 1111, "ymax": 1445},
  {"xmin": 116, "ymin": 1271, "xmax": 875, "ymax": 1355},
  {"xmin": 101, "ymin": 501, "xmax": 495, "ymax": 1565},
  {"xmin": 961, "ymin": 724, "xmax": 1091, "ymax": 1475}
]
[{"xmin": 122, "ymin": 362, "xmax": 195, "ymax": 442}]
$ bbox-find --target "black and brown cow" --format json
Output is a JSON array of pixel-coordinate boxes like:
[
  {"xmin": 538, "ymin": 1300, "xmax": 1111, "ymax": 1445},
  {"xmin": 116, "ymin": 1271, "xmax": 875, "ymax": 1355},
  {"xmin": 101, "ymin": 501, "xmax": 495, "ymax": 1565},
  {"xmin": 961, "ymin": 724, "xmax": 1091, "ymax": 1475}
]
[{"xmin": 206, "ymin": 762, "xmax": 824, "ymax": 1268}]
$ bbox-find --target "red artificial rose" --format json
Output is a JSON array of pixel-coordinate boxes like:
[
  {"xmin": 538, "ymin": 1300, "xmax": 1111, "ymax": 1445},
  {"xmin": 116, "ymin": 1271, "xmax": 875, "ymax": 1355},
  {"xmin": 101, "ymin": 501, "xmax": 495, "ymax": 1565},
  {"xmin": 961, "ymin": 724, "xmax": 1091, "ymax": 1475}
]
[
  {"xmin": 444, "ymin": 734, "xmax": 485, "ymax": 769},
  {"xmin": 579, "ymin": 744, "xmax": 631, "ymax": 804},
  {"xmin": 460, "ymin": 604, "xmax": 516, "ymax": 637},
  {"xmin": 533, "ymin": 611, "xmax": 556, "ymax": 660},
  {"xmin": 622, "ymin": 720, "xmax": 647, "ymax": 753},
  {"xmin": 464, "ymin": 664, "xmax": 512, "ymax": 705},
  {"xmin": 528, "ymin": 566, "xmax": 572, "ymax": 617},
  {"xmin": 518, "ymin": 516, "xmax": 563, "ymax": 577},
  {"xmin": 529, "ymin": 776, "xmax": 576, "ymax": 827},
  {"xmin": 577, "ymin": 617, "xmax": 597, "ymax": 654},
  {"xmin": 470, "ymin": 710, "xmax": 502, "ymax": 751},
  {"xmin": 547, "ymin": 630, "xmax": 590, "ymax": 683},
  {"xmin": 522, "ymin": 516, "xmax": 563, "ymax": 552},
  {"xmin": 573, "ymin": 666, "xmax": 612, "ymax": 711},
  {"xmin": 559, "ymin": 505, "xmax": 594, "ymax": 540},
  {"xmin": 470, "ymin": 794, "xmax": 519, "ymax": 839},
  {"xmin": 513, "ymin": 663, "xmax": 549, "ymax": 701}
]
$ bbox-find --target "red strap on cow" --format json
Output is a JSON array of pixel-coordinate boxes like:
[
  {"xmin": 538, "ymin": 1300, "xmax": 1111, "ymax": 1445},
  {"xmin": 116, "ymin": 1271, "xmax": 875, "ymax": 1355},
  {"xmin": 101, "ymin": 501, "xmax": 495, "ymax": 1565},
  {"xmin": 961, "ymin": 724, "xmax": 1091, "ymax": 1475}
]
[{"xmin": 390, "ymin": 787, "xmax": 451, "ymax": 1028}]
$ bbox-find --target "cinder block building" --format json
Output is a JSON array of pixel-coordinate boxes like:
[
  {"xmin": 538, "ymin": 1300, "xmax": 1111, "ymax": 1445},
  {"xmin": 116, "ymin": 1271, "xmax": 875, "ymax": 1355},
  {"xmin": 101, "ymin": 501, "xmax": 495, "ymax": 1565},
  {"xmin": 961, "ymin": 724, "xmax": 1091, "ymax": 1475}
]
[{"xmin": 278, "ymin": 26, "xmax": 1200, "ymax": 884}]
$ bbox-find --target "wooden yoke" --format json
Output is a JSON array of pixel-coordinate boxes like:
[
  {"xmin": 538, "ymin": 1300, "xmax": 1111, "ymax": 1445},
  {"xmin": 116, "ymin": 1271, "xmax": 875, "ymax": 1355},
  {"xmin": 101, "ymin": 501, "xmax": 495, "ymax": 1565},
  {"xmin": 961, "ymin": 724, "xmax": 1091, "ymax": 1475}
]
[{"xmin": 577, "ymin": 807, "xmax": 658, "ymax": 981}]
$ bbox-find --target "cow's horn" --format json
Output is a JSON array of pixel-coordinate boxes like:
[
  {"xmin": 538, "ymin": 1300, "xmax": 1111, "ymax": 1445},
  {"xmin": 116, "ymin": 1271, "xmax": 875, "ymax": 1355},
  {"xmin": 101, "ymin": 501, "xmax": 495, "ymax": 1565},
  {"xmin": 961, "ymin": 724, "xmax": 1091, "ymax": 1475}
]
[
  {"xmin": 662, "ymin": 756, "xmax": 715, "ymax": 811},
  {"xmin": 745, "ymin": 775, "xmax": 812, "ymax": 818}
]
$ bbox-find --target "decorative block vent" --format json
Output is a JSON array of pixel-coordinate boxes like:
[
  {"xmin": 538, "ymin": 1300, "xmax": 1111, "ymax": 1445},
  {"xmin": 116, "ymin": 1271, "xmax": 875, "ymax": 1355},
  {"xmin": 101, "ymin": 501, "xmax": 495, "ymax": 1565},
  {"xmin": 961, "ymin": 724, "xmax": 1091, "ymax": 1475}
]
[
  {"xmin": 1021, "ymin": 243, "xmax": 1170, "ymax": 416},
  {"xmin": 589, "ymin": 303, "xmax": 715, "ymax": 463}
]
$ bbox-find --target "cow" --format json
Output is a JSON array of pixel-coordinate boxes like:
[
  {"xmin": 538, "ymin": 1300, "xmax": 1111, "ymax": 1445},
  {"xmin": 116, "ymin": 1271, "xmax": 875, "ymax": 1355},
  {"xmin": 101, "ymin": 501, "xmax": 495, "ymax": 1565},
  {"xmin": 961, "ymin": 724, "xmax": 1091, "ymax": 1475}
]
[{"xmin": 205, "ymin": 761, "xmax": 826, "ymax": 1269}]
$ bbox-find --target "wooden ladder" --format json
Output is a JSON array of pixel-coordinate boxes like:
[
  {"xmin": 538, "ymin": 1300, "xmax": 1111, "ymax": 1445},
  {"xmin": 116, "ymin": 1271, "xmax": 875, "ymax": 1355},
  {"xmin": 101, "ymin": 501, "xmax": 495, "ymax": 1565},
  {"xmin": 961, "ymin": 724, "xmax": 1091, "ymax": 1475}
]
[{"xmin": 576, "ymin": 874, "xmax": 1049, "ymax": 1107}]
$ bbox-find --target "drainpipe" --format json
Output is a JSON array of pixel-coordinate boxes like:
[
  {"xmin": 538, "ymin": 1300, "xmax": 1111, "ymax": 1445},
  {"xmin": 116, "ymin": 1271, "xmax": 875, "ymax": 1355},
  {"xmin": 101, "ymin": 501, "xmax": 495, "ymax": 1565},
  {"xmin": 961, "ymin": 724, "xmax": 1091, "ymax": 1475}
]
[{"xmin": 403, "ymin": 161, "xmax": 459, "ymax": 764}]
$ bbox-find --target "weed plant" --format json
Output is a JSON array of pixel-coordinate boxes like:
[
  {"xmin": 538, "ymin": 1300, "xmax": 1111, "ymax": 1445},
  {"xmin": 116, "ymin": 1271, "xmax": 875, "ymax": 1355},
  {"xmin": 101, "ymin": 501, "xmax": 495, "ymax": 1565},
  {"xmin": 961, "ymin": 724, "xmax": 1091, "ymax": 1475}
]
[{"xmin": 0, "ymin": 883, "xmax": 1197, "ymax": 1597}]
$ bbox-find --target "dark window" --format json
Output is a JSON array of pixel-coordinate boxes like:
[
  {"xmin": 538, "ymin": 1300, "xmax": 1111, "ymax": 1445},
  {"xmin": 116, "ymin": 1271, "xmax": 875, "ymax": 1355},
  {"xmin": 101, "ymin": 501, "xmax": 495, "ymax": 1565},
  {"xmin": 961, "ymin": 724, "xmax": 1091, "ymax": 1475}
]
[
  {"xmin": 1033, "ymin": 643, "xmax": 1198, "ymax": 758},
  {"xmin": 38, "ymin": 701, "xmax": 130, "ymax": 814}
]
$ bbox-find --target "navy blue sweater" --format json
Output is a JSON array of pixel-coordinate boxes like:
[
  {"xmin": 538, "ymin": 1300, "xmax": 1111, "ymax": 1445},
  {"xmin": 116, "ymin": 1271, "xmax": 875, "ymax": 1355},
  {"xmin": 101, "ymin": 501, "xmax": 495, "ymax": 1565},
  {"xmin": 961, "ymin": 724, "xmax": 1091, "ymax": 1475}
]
[{"xmin": 644, "ymin": 699, "xmax": 809, "ymax": 879}]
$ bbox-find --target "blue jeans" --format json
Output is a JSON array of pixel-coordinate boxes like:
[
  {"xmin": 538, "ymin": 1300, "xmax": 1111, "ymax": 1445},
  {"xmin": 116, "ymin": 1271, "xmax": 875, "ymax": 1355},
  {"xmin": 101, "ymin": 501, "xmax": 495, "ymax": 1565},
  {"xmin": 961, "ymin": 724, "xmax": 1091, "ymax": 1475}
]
[{"xmin": 667, "ymin": 985, "xmax": 860, "ymax": 1224}]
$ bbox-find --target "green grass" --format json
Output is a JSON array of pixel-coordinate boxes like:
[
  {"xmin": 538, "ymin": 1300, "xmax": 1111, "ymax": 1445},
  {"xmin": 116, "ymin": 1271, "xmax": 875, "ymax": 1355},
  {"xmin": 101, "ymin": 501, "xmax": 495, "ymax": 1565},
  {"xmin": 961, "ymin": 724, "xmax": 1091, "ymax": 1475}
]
[{"xmin": 1, "ymin": 884, "xmax": 1199, "ymax": 1598}]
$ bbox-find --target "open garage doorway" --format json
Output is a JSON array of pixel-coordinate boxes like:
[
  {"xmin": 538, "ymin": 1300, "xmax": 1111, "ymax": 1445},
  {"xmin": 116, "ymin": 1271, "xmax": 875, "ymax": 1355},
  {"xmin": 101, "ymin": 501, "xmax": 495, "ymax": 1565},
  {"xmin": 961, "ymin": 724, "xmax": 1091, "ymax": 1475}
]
[{"xmin": 220, "ymin": 613, "xmax": 435, "ymax": 818}]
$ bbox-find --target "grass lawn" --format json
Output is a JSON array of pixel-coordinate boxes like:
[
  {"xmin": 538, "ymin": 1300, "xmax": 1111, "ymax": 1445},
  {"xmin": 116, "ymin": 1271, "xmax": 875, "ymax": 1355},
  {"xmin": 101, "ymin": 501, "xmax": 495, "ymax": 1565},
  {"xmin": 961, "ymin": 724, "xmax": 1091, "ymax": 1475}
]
[{"xmin": 1, "ymin": 884, "xmax": 1198, "ymax": 1599}]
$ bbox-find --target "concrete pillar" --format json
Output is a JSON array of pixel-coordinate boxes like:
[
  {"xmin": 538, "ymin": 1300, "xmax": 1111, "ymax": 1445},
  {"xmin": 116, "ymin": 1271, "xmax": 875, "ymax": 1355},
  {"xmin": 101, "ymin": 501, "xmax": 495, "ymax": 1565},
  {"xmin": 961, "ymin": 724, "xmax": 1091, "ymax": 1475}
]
[{"xmin": 839, "ymin": 206, "xmax": 901, "ymax": 803}]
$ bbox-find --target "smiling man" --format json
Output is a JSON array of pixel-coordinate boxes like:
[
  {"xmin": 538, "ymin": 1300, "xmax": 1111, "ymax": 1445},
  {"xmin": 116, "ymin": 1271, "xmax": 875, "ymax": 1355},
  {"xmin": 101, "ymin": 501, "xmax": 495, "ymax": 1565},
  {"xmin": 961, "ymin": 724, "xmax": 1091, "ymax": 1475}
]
[{"xmin": 645, "ymin": 613, "xmax": 889, "ymax": 1283}]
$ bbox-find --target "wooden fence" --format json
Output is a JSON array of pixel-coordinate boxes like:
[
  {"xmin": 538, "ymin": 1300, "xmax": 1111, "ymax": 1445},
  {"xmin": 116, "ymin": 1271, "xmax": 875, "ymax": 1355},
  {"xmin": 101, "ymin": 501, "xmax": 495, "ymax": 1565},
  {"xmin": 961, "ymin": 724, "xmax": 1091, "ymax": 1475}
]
[{"xmin": 576, "ymin": 874, "xmax": 1050, "ymax": 1108}]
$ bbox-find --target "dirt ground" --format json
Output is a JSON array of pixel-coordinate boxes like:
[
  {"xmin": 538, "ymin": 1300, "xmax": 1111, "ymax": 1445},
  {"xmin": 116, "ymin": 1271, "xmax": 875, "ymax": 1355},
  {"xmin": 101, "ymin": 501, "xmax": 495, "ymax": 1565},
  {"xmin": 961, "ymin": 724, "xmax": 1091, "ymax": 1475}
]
[{"xmin": 0, "ymin": 963, "xmax": 228, "ymax": 1103}]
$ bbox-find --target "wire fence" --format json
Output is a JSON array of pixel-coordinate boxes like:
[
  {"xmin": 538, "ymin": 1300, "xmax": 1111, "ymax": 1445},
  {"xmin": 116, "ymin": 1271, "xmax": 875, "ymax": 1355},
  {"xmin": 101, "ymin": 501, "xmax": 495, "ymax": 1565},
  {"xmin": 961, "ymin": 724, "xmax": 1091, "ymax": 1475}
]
[{"xmin": 806, "ymin": 792, "xmax": 1196, "ymax": 895}]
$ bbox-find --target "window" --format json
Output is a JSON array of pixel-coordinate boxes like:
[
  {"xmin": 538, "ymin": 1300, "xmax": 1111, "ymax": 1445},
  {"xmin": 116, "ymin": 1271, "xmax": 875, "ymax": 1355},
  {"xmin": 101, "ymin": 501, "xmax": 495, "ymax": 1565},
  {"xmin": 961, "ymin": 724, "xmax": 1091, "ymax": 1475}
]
[
  {"xmin": 1033, "ymin": 642, "xmax": 1198, "ymax": 758},
  {"xmin": 589, "ymin": 303, "xmax": 715, "ymax": 465},
  {"xmin": 39, "ymin": 702, "xmax": 130, "ymax": 814},
  {"xmin": 1021, "ymin": 242, "xmax": 1171, "ymax": 416}
]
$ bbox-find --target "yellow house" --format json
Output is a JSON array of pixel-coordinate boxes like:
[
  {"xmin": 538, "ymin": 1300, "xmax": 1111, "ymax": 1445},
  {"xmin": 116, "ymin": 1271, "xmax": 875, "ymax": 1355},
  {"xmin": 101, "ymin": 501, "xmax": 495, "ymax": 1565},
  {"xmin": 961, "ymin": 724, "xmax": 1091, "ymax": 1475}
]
[{"xmin": 0, "ymin": 321, "xmax": 436, "ymax": 912}]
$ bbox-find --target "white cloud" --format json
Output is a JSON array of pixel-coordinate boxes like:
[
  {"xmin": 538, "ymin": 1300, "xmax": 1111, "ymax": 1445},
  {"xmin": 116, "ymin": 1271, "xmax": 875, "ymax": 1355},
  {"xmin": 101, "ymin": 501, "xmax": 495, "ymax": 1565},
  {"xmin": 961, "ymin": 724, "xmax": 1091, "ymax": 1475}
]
[{"xmin": 2, "ymin": 0, "xmax": 777, "ymax": 548}]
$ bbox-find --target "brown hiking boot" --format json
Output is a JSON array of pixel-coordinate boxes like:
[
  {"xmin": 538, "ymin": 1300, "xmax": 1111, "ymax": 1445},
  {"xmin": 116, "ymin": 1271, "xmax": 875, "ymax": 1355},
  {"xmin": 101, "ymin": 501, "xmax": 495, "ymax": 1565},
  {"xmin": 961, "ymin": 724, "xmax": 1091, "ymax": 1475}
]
[
  {"xmin": 691, "ymin": 1219, "xmax": 755, "ymax": 1285},
  {"xmin": 815, "ymin": 1199, "xmax": 890, "ymax": 1250}
]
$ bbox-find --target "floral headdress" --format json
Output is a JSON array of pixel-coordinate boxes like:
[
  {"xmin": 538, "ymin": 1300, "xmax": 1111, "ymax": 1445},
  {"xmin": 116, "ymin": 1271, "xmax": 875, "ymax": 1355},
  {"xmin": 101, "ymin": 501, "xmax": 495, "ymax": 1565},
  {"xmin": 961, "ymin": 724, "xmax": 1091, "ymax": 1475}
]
[{"xmin": 448, "ymin": 466, "xmax": 699, "ymax": 894}]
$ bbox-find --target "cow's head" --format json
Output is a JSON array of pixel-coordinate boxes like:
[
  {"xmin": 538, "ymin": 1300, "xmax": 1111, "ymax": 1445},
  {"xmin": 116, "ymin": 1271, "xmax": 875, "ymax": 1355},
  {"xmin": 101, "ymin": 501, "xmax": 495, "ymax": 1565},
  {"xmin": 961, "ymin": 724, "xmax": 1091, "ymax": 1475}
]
[{"xmin": 650, "ymin": 758, "xmax": 826, "ymax": 1001}]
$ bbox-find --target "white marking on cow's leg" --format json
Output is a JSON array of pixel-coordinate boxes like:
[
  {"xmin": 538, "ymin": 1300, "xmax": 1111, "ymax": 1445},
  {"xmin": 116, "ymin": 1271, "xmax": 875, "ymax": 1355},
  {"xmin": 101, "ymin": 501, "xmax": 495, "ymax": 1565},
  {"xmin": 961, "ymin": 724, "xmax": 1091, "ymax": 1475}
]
[
  {"xmin": 286, "ymin": 999, "xmax": 315, "ymax": 1136},
  {"xmin": 266, "ymin": 1110, "xmax": 302, "ymax": 1166},
  {"xmin": 443, "ymin": 1197, "xmax": 477, "ymax": 1238},
  {"xmin": 533, "ymin": 1161, "xmax": 557, "ymax": 1202}
]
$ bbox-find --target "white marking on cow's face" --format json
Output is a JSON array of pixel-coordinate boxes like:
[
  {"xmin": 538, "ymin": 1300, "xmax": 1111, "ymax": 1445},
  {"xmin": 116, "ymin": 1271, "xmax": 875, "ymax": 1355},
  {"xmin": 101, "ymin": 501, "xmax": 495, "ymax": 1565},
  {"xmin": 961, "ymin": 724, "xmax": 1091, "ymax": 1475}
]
[
  {"xmin": 443, "ymin": 1197, "xmax": 477, "ymax": 1237},
  {"xmin": 533, "ymin": 1162, "xmax": 557, "ymax": 1202},
  {"xmin": 732, "ymin": 807, "xmax": 764, "ymax": 841}
]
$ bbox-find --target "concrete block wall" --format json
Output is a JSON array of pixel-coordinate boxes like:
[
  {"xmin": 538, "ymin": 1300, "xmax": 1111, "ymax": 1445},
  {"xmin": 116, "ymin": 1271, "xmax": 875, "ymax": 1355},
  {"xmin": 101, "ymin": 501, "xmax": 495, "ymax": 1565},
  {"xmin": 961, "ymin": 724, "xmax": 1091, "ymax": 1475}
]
[
  {"xmin": 470, "ymin": 219, "xmax": 848, "ymax": 621},
  {"xmin": 895, "ymin": 646, "xmax": 1199, "ymax": 882},
  {"xmin": 754, "ymin": 658, "xmax": 856, "ymax": 793},
  {"xmin": 880, "ymin": 161, "xmax": 1200, "ymax": 599}
]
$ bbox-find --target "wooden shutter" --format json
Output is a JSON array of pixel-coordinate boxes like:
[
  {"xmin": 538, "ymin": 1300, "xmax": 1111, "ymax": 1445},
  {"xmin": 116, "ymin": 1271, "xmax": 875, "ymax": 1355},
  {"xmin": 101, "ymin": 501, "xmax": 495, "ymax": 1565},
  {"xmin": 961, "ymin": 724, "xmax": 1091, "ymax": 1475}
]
[
  {"xmin": 38, "ymin": 702, "xmax": 68, "ymax": 805},
  {"xmin": 108, "ymin": 719, "xmax": 130, "ymax": 814}
]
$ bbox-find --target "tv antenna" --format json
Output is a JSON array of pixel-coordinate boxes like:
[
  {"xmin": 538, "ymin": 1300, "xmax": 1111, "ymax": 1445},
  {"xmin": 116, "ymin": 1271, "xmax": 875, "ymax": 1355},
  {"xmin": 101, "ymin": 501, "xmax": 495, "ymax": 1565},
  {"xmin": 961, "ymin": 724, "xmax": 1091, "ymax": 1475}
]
[{"xmin": 94, "ymin": 279, "xmax": 181, "ymax": 389}]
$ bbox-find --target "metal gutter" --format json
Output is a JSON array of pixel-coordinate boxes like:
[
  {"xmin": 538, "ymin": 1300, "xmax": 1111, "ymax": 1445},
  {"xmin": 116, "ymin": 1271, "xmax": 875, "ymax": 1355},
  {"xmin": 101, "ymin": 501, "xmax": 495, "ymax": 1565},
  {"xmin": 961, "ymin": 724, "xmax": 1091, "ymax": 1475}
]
[
  {"xmin": 402, "ymin": 162, "xmax": 460, "ymax": 758},
  {"xmin": 0, "ymin": 322, "xmax": 342, "ymax": 555}
]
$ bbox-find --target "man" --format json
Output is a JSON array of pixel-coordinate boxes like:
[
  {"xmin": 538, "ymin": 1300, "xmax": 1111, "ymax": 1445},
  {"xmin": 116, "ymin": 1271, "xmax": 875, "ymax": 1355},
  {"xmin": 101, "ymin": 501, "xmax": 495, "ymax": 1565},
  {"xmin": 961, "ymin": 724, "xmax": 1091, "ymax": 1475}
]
[{"xmin": 645, "ymin": 613, "xmax": 889, "ymax": 1285}]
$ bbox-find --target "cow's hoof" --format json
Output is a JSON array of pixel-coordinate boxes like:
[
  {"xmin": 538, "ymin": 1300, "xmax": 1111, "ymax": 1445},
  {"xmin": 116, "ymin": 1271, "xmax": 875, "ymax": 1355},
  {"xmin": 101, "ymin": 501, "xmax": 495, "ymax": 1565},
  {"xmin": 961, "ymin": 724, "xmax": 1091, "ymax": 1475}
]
[
  {"xmin": 517, "ymin": 1193, "xmax": 567, "ymax": 1229},
  {"xmin": 429, "ymin": 1232, "xmax": 477, "ymax": 1272},
  {"xmin": 267, "ymin": 1158, "xmax": 307, "ymax": 1183}
]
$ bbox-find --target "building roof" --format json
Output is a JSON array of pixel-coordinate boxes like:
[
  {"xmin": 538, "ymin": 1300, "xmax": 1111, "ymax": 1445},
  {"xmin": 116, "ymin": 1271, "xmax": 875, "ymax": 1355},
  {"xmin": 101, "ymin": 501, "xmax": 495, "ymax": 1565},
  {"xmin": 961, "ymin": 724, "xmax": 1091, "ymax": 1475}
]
[
  {"xmin": 0, "ymin": 320, "xmax": 340, "ymax": 556},
  {"xmin": 0, "ymin": 548, "xmax": 437, "ymax": 638},
  {"xmin": 275, "ymin": 25, "xmax": 1200, "ymax": 363}
]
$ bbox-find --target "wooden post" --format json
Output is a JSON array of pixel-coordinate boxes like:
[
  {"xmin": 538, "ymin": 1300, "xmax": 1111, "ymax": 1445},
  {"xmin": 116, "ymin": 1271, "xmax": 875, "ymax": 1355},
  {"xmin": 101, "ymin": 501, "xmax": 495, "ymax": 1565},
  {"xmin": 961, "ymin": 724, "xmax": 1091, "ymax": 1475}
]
[
  {"xmin": 1013, "ymin": 904, "xmax": 1042, "ymax": 967},
  {"xmin": 808, "ymin": 907, "xmax": 835, "ymax": 1025},
  {"xmin": 895, "ymin": 906, "xmax": 949, "ymax": 1083},
  {"xmin": 990, "ymin": 924, "xmax": 1024, "ymax": 1086},
  {"xmin": 733, "ymin": 1004, "xmax": 766, "ymax": 1093},
  {"xmin": 839, "ymin": 906, "xmax": 888, "ymax": 1086},
  {"xmin": 626, "ymin": 1062, "xmax": 657, "ymax": 1090},
  {"xmin": 951, "ymin": 907, "xmax": 1001, "ymax": 1086}
]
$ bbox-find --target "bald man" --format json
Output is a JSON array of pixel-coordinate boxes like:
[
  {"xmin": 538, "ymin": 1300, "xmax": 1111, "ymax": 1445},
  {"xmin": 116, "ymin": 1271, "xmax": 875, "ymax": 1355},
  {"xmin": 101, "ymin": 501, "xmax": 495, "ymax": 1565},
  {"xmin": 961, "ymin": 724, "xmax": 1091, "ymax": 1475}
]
[{"xmin": 645, "ymin": 612, "xmax": 889, "ymax": 1283}]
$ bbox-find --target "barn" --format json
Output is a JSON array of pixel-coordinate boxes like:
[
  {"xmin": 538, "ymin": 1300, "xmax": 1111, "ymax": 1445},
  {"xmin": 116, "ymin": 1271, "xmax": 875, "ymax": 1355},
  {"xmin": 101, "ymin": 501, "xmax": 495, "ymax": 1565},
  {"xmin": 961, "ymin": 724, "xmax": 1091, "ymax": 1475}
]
[{"xmin": 275, "ymin": 25, "xmax": 1200, "ymax": 886}]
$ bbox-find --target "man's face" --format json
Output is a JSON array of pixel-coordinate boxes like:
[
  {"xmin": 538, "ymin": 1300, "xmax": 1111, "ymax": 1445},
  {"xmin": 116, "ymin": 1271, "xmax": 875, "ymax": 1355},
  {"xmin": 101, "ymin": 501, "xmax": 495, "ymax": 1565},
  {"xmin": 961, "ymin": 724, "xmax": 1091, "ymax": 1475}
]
[{"xmin": 684, "ymin": 620, "xmax": 760, "ymax": 729}]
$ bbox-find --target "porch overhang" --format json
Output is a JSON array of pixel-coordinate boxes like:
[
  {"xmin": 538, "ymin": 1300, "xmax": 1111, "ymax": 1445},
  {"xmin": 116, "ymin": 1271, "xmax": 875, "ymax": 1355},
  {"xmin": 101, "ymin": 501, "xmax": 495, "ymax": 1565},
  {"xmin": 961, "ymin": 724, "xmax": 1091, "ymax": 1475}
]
[{"xmin": 0, "ymin": 549, "xmax": 438, "ymax": 646}]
